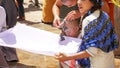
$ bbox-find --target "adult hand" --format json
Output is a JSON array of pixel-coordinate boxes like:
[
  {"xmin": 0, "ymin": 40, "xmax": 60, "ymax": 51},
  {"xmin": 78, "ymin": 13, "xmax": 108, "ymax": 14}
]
[
  {"xmin": 65, "ymin": 10, "xmax": 81, "ymax": 21},
  {"xmin": 53, "ymin": 17, "xmax": 64, "ymax": 28},
  {"xmin": 53, "ymin": 16, "xmax": 61, "ymax": 28}
]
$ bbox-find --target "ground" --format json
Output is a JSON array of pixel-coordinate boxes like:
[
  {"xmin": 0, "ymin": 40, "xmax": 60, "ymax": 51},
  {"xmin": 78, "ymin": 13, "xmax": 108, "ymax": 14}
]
[{"xmin": 8, "ymin": 0, "xmax": 120, "ymax": 68}]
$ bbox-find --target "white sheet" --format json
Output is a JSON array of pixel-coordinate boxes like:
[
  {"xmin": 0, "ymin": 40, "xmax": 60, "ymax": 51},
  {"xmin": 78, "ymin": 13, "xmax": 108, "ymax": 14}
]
[{"xmin": 0, "ymin": 23, "xmax": 81, "ymax": 56}]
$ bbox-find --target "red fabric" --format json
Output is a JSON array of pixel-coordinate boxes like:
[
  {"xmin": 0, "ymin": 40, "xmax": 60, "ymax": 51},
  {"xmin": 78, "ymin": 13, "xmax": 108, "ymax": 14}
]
[
  {"xmin": 106, "ymin": 0, "xmax": 114, "ymax": 25},
  {"xmin": 70, "ymin": 60, "xmax": 76, "ymax": 68}
]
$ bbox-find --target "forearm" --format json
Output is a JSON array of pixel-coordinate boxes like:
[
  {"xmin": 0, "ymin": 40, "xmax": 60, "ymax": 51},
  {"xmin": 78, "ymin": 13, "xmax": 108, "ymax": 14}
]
[
  {"xmin": 52, "ymin": 0, "xmax": 62, "ymax": 18},
  {"xmin": 52, "ymin": 5, "xmax": 60, "ymax": 18},
  {"xmin": 55, "ymin": 50, "xmax": 91, "ymax": 62},
  {"xmin": 68, "ymin": 50, "xmax": 91, "ymax": 60}
]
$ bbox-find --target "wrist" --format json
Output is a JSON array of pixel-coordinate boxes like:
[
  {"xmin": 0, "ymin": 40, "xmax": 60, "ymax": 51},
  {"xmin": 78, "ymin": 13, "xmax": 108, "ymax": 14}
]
[{"xmin": 67, "ymin": 54, "xmax": 75, "ymax": 60}]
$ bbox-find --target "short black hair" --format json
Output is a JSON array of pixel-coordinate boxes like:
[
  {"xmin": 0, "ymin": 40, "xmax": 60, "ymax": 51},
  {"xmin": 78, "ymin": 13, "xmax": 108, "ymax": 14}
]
[{"xmin": 90, "ymin": 0, "xmax": 102, "ymax": 13}]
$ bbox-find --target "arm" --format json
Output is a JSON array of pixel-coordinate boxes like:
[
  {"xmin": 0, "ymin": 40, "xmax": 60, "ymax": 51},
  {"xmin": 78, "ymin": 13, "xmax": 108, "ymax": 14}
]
[
  {"xmin": 52, "ymin": 0, "xmax": 63, "ymax": 28},
  {"xmin": 55, "ymin": 50, "xmax": 91, "ymax": 62}
]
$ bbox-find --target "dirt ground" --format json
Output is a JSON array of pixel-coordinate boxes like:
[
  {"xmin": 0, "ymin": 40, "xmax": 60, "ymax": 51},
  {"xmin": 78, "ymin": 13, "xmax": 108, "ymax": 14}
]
[{"xmin": 8, "ymin": 0, "xmax": 120, "ymax": 68}]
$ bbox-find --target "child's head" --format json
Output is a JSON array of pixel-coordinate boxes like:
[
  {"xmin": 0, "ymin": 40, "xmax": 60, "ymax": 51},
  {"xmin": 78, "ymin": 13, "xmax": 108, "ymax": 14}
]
[
  {"xmin": 61, "ymin": 0, "xmax": 77, "ymax": 7},
  {"xmin": 61, "ymin": 19, "xmax": 80, "ymax": 37}
]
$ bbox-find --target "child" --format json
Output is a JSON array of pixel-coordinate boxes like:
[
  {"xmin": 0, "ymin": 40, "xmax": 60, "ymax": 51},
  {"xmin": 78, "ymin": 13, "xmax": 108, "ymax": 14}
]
[
  {"xmin": 55, "ymin": 0, "xmax": 119, "ymax": 68},
  {"xmin": 59, "ymin": 19, "xmax": 81, "ymax": 68}
]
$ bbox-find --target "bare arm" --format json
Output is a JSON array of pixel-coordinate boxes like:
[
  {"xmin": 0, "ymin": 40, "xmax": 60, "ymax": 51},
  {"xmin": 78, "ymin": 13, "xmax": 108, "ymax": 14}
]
[
  {"xmin": 52, "ymin": 0, "xmax": 62, "ymax": 19},
  {"xmin": 55, "ymin": 50, "xmax": 91, "ymax": 62},
  {"xmin": 52, "ymin": 0, "xmax": 63, "ymax": 28}
]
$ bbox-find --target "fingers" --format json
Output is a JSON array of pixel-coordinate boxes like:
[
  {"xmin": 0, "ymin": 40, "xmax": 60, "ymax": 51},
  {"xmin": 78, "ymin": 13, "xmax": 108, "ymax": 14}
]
[
  {"xmin": 53, "ymin": 18, "xmax": 61, "ymax": 28},
  {"xmin": 65, "ymin": 12, "xmax": 76, "ymax": 21},
  {"xmin": 65, "ymin": 10, "xmax": 81, "ymax": 21},
  {"xmin": 55, "ymin": 52, "xmax": 64, "ymax": 59},
  {"xmin": 54, "ymin": 52, "xmax": 67, "ymax": 62},
  {"xmin": 53, "ymin": 20, "xmax": 59, "ymax": 27},
  {"xmin": 65, "ymin": 14, "xmax": 75, "ymax": 21}
]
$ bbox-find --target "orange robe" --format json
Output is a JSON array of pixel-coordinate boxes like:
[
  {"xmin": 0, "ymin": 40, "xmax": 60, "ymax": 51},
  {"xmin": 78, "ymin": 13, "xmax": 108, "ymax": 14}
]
[
  {"xmin": 42, "ymin": 0, "xmax": 56, "ymax": 23},
  {"xmin": 106, "ymin": 0, "xmax": 114, "ymax": 25}
]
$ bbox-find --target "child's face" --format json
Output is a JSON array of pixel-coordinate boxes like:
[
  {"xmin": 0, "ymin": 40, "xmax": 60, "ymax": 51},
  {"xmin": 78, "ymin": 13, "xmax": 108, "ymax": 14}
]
[
  {"xmin": 77, "ymin": 0, "xmax": 93, "ymax": 15},
  {"xmin": 63, "ymin": 21, "xmax": 79, "ymax": 37},
  {"xmin": 62, "ymin": 0, "xmax": 76, "ymax": 7}
]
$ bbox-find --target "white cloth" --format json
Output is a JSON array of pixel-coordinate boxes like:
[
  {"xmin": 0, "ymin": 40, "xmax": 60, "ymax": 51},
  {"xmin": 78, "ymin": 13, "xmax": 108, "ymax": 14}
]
[
  {"xmin": 0, "ymin": 23, "xmax": 82, "ymax": 56},
  {"xmin": 81, "ymin": 10, "xmax": 115, "ymax": 68}
]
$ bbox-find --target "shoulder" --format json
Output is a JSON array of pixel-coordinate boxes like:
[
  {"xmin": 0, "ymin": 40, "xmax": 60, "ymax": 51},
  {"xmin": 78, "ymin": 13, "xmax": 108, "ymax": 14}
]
[
  {"xmin": 83, "ymin": 10, "xmax": 100, "ymax": 23},
  {"xmin": 101, "ymin": 11, "xmax": 110, "ymax": 20}
]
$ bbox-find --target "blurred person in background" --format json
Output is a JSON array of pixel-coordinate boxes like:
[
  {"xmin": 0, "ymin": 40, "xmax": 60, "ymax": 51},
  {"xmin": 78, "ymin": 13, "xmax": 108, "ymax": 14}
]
[
  {"xmin": 0, "ymin": 1, "xmax": 18, "ymax": 67},
  {"xmin": 17, "ymin": 0, "xmax": 25, "ymax": 21},
  {"xmin": 0, "ymin": 0, "xmax": 18, "ymax": 28},
  {"xmin": 29, "ymin": 0, "xmax": 39, "ymax": 7},
  {"xmin": 41, "ymin": 0, "xmax": 56, "ymax": 24}
]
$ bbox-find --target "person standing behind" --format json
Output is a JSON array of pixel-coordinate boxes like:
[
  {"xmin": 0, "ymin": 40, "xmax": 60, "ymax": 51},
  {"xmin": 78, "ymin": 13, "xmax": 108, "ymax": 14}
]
[
  {"xmin": 0, "ymin": 5, "xmax": 18, "ymax": 67},
  {"xmin": 0, "ymin": 0, "xmax": 19, "ymax": 64},
  {"xmin": 52, "ymin": 0, "xmax": 81, "ymax": 28},
  {"xmin": 17, "ymin": 0, "xmax": 25, "ymax": 21},
  {"xmin": 0, "ymin": 0, "xmax": 19, "ymax": 60},
  {"xmin": 41, "ymin": 0, "xmax": 56, "ymax": 24},
  {"xmin": 0, "ymin": 0, "xmax": 18, "ymax": 28},
  {"xmin": 0, "ymin": 6, "xmax": 8, "ymax": 67}
]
